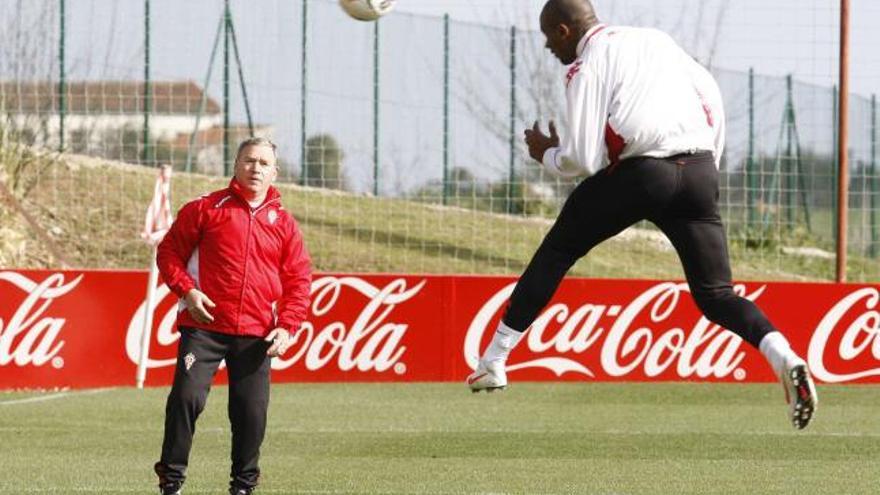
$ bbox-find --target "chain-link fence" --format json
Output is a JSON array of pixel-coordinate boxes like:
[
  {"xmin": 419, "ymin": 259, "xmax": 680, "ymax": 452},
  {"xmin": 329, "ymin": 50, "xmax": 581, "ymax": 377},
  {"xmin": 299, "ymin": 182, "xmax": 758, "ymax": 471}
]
[{"xmin": 0, "ymin": 0, "xmax": 877, "ymax": 281}]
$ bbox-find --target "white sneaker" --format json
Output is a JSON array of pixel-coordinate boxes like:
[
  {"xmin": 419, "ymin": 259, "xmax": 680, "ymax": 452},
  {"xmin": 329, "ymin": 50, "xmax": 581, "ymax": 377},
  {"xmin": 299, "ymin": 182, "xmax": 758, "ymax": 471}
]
[
  {"xmin": 781, "ymin": 357, "xmax": 818, "ymax": 429},
  {"xmin": 466, "ymin": 359, "xmax": 507, "ymax": 393}
]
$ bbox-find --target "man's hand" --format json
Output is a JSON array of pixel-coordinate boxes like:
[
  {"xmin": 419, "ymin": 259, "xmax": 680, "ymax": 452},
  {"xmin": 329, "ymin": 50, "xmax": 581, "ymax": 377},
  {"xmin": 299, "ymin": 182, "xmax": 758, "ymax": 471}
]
[
  {"xmin": 524, "ymin": 120, "xmax": 560, "ymax": 163},
  {"xmin": 265, "ymin": 328, "xmax": 293, "ymax": 357},
  {"xmin": 184, "ymin": 288, "xmax": 216, "ymax": 324}
]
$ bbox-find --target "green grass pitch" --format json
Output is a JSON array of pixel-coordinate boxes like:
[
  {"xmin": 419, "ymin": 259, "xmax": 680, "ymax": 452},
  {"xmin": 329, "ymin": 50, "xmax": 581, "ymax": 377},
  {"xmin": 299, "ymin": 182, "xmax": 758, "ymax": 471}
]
[{"xmin": 1, "ymin": 382, "xmax": 878, "ymax": 494}]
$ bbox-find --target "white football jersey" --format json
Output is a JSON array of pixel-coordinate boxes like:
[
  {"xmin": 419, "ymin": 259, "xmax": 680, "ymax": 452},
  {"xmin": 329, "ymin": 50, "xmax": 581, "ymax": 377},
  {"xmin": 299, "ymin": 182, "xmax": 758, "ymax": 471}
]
[{"xmin": 542, "ymin": 24, "xmax": 725, "ymax": 178}]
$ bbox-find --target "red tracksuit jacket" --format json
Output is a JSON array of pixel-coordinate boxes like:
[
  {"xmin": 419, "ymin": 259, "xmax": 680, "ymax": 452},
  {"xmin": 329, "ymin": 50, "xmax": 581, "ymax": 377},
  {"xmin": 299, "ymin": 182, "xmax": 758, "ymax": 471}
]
[{"xmin": 157, "ymin": 179, "xmax": 312, "ymax": 337}]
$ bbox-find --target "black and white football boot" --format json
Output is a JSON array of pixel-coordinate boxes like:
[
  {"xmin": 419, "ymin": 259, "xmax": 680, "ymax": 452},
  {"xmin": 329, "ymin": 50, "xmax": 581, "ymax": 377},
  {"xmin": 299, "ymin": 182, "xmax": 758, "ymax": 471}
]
[{"xmin": 781, "ymin": 356, "xmax": 818, "ymax": 429}]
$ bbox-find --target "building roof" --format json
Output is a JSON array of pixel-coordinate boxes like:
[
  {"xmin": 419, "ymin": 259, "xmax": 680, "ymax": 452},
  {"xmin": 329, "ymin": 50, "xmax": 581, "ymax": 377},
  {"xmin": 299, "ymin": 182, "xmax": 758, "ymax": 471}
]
[
  {"xmin": 0, "ymin": 80, "xmax": 220, "ymax": 115},
  {"xmin": 171, "ymin": 124, "xmax": 272, "ymax": 149}
]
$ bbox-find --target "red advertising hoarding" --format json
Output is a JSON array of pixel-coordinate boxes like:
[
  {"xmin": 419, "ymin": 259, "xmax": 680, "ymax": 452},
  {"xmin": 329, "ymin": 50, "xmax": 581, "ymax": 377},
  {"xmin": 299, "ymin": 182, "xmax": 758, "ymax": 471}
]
[{"xmin": 1, "ymin": 269, "xmax": 878, "ymax": 389}]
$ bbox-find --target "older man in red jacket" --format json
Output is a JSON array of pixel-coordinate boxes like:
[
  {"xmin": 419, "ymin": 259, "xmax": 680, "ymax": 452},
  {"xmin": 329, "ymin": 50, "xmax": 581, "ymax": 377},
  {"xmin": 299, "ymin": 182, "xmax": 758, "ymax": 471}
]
[{"xmin": 154, "ymin": 137, "xmax": 311, "ymax": 495}]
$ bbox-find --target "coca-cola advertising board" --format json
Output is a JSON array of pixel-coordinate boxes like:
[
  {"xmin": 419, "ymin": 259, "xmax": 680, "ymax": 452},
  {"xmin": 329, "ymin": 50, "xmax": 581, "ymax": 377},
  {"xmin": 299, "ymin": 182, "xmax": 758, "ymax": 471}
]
[{"xmin": 1, "ymin": 269, "xmax": 878, "ymax": 389}]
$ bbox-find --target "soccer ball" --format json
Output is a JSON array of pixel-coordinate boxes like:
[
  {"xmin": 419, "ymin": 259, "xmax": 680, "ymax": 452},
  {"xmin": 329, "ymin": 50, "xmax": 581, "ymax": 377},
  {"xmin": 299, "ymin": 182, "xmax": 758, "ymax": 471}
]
[{"xmin": 339, "ymin": 0, "xmax": 396, "ymax": 22}]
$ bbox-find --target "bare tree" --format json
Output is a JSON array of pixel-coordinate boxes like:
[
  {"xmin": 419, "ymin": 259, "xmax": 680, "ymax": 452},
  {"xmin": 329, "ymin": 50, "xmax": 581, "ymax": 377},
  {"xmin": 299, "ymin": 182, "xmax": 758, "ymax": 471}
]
[
  {"xmin": 0, "ymin": 1, "xmax": 58, "ymax": 148},
  {"xmin": 455, "ymin": 0, "xmax": 732, "ymax": 195},
  {"xmin": 606, "ymin": 0, "xmax": 732, "ymax": 69},
  {"xmin": 455, "ymin": 21, "xmax": 566, "ymax": 196}
]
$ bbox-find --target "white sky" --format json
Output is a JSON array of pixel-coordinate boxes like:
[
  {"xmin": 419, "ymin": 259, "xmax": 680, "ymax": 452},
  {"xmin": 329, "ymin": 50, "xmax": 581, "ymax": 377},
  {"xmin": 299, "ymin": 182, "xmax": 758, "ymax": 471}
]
[
  {"xmin": 390, "ymin": 0, "xmax": 879, "ymax": 98},
  {"xmin": 1, "ymin": 0, "xmax": 877, "ymax": 193}
]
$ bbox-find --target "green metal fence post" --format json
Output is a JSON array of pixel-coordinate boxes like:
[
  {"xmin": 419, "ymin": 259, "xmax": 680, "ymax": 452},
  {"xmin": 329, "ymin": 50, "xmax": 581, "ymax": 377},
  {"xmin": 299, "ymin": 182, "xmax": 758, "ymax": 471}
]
[
  {"xmin": 442, "ymin": 13, "xmax": 450, "ymax": 206},
  {"xmin": 785, "ymin": 76, "xmax": 794, "ymax": 226},
  {"xmin": 832, "ymin": 85, "xmax": 839, "ymax": 241},
  {"xmin": 223, "ymin": 0, "xmax": 231, "ymax": 176},
  {"xmin": 871, "ymin": 94, "xmax": 877, "ymax": 257},
  {"xmin": 789, "ymin": 83, "xmax": 812, "ymax": 233},
  {"xmin": 185, "ymin": 14, "xmax": 223, "ymax": 173},
  {"xmin": 778, "ymin": 75, "xmax": 813, "ymax": 231},
  {"xmin": 58, "ymin": 0, "xmax": 66, "ymax": 152},
  {"xmin": 300, "ymin": 0, "xmax": 308, "ymax": 185},
  {"xmin": 373, "ymin": 20, "xmax": 380, "ymax": 196},
  {"xmin": 747, "ymin": 67, "xmax": 756, "ymax": 227},
  {"xmin": 142, "ymin": 0, "xmax": 152, "ymax": 166},
  {"xmin": 226, "ymin": 14, "xmax": 253, "ymax": 136},
  {"xmin": 508, "ymin": 25, "xmax": 516, "ymax": 215},
  {"xmin": 764, "ymin": 77, "xmax": 791, "ymax": 230}
]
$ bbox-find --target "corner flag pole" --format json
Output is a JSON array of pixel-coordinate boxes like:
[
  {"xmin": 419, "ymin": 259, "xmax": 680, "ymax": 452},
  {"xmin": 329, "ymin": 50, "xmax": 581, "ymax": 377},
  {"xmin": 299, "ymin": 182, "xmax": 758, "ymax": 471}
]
[
  {"xmin": 137, "ymin": 165, "xmax": 173, "ymax": 388},
  {"xmin": 137, "ymin": 248, "xmax": 161, "ymax": 388}
]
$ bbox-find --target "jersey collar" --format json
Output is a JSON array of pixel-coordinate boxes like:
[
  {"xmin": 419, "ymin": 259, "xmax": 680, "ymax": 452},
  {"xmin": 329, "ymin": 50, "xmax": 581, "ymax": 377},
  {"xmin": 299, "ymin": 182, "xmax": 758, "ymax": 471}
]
[
  {"xmin": 228, "ymin": 178, "xmax": 281, "ymax": 209},
  {"xmin": 576, "ymin": 23, "xmax": 607, "ymax": 58}
]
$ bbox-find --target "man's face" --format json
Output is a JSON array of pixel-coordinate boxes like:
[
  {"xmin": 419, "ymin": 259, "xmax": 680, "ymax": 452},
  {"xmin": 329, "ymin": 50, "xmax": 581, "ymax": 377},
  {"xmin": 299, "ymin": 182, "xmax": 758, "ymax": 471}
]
[
  {"xmin": 234, "ymin": 144, "xmax": 278, "ymax": 198},
  {"xmin": 540, "ymin": 11, "xmax": 578, "ymax": 65}
]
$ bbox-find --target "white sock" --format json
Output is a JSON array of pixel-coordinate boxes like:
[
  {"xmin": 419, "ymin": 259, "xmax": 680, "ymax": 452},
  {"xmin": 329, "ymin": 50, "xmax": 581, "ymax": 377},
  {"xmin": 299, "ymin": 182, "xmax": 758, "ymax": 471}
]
[
  {"xmin": 759, "ymin": 331, "xmax": 799, "ymax": 376},
  {"xmin": 482, "ymin": 321, "xmax": 525, "ymax": 365}
]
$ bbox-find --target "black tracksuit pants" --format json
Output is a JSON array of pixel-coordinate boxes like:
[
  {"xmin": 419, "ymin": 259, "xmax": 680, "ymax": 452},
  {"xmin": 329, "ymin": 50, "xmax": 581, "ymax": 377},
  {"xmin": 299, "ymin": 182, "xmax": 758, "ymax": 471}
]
[
  {"xmin": 155, "ymin": 327, "xmax": 271, "ymax": 490},
  {"xmin": 504, "ymin": 151, "xmax": 777, "ymax": 349}
]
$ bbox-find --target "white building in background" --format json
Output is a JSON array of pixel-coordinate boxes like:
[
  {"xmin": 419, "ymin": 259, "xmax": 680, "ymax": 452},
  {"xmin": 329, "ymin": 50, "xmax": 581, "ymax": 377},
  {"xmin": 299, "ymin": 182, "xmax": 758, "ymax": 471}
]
[
  {"xmin": 0, "ymin": 80, "xmax": 274, "ymax": 175},
  {"xmin": 0, "ymin": 80, "xmax": 223, "ymax": 150},
  {"xmin": 169, "ymin": 122, "xmax": 275, "ymax": 175}
]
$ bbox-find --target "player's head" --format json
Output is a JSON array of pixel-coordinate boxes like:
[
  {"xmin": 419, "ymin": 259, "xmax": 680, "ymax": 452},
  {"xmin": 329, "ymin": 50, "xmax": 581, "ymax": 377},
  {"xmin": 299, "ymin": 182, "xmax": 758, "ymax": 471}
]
[
  {"xmin": 234, "ymin": 137, "xmax": 278, "ymax": 198},
  {"xmin": 540, "ymin": 0, "xmax": 599, "ymax": 65}
]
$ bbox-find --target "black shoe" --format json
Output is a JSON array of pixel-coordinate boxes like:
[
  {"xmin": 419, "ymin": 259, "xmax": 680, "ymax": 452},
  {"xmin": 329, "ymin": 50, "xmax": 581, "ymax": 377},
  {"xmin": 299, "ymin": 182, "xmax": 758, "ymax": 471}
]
[
  {"xmin": 229, "ymin": 487, "xmax": 253, "ymax": 495},
  {"xmin": 159, "ymin": 482, "xmax": 182, "ymax": 495},
  {"xmin": 155, "ymin": 462, "xmax": 183, "ymax": 495}
]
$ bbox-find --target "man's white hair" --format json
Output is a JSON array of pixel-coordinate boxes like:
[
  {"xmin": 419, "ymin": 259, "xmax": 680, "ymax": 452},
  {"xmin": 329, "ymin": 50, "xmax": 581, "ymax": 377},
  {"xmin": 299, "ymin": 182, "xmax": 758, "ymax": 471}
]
[{"xmin": 236, "ymin": 137, "xmax": 277, "ymax": 159}]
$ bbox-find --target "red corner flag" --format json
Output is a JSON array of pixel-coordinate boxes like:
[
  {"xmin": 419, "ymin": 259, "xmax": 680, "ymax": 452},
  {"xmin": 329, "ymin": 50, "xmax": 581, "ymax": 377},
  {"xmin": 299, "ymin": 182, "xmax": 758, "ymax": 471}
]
[
  {"xmin": 141, "ymin": 164, "xmax": 173, "ymax": 246},
  {"xmin": 137, "ymin": 164, "xmax": 173, "ymax": 388}
]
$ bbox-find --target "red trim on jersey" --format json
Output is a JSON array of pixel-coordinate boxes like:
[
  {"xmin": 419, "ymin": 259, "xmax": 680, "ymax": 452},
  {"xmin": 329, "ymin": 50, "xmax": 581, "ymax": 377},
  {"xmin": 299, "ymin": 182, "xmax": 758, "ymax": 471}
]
[
  {"xmin": 695, "ymin": 88, "xmax": 715, "ymax": 127},
  {"xmin": 565, "ymin": 60, "xmax": 583, "ymax": 88},
  {"xmin": 585, "ymin": 25, "xmax": 607, "ymax": 44},
  {"xmin": 605, "ymin": 122, "xmax": 626, "ymax": 167},
  {"xmin": 565, "ymin": 26, "xmax": 607, "ymax": 88}
]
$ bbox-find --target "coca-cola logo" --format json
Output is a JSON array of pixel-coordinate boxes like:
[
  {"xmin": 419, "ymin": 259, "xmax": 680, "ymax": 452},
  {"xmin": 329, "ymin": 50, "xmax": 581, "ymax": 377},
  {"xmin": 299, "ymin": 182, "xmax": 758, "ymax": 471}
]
[
  {"xmin": 5, "ymin": 269, "xmax": 880, "ymax": 386},
  {"xmin": 126, "ymin": 276, "xmax": 425, "ymax": 374},
  {"xmin": 272, "ymin": 277, "xmax": 422, "ymax": 373},
  {"xmin": 465, "ymin": 282, "xmax": 759, "ymax": 380},
  {"xmin": 126, "ymin": 283, "xmax": 180, "ymax": 369},
  {"xmin": 808, "ymin": 287, "xmax": 880, "ymax": 383},
  {"xmin": 0, "ymin": 271, "xmax": 81, "ymax": 368}
]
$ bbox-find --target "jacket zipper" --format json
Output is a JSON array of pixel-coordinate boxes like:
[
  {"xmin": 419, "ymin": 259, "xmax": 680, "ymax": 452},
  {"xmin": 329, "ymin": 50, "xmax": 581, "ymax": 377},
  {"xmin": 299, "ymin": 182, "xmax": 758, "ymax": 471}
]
[{"xmin": 236, "ymin": 197, "xmax": 281, "ymax": 335}]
